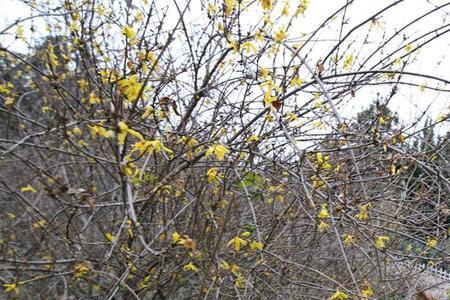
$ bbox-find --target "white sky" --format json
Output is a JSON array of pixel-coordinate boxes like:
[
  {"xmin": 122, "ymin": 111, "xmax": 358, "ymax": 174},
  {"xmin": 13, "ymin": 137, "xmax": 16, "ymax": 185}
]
[{"xmin": 1, "ymin": 0, "xmax": 449, "ymax": 134}]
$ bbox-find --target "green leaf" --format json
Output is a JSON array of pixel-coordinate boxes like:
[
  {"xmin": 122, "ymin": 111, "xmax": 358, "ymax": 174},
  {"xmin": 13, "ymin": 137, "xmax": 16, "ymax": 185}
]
[
  {"xmin": 240, "ymin": 172, "xmax": 263, "ymax": 190},
  {"xmin": 241, "ymin": 223, "xmax": 256, "ymax": 233}
]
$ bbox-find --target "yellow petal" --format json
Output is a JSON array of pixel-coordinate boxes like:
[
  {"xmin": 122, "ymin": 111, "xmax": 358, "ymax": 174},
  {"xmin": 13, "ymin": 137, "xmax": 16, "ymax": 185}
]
[
  {"xmin": 318, "ymin": 203, "xmax": 330, "ymax": 219},
  {"xmin": 329, "ymin": 290, "xmax": 348, "ymax": 300},
  {"xmin": 375, "ymin": 236, "xmax": 389, "ymax": 249},
  {"xmin": 123, "ymin": 25, "xmax": 136, "ymax": 39},
  {"xmin": 20, "ymin": 185, "xmax": 37, "ymax": 193},
  {"xmin": 220, "ymin": 260, "xmax": 230, "ymax": 270},
  {"xmin": 206, "ymin": 144, "xmax": 229, "ymax": 160},
  {"xmin": 207, "ymin": 168, "xmax": 218, "ymax": 182},
  {"xmin": 183, "ymin": 262, "xmax": 198, "ymax": 272},
  {"xmin": 105, "ymin": 233, "xmax": 115, "ymax": 242},
  {"xmin": 250, "ymin": 240, "xmax": 263, "ymax": 250},
  {"xmin": 172, "ymin": 232, "xmax": 181, "ymax": 244}
]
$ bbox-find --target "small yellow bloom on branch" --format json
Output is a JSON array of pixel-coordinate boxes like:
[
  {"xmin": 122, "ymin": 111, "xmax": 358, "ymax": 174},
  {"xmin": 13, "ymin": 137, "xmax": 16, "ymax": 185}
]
[
  {"xmin": 206, "ymin": 144, "xmax": 229, "ymax": 161},
  {"xmin": 427, "ymin": 237, "xmax": 437, "ymax": 248},
  {"xmin": 317, "ymin": 221, "xmax": 329, "ymax": 233},
  {"xmin": 20, "ymin": 185, "xmax": 37, "ymax": 193},
  {"xmin": 356, "ymin": 203, "xmax": 370, "ymax": 220},
  {"xmin": 375, "ymin": 235, "xmax": 389, "ymax": 249},
  {"xmin": 318, "ymin": 203, "xmax": 330, "ymax": 219},
  {"xmin": 329, "ymin": 290, "xmax": 348, "ymax": 300},
  {"xmin": 207, "ymin": 168, "xmax": 218, "ymax": 182},
  {"xmin": 250, "ymin": 240, "xmax": 263, "ymax": 250},
  {"xmin": 3, "ymin": 283, "xmax": 20, "ymax": 295},
  {"xmin": 105, "ymin": 232, "xmax": 115, "ymax": 242},
  {"xmin": 123, "ymin": 25, "xmax": 136, "ymax": 39},
  {"xmin": 32, "ymin": 219, "xmax": 47, "ymax": 228},
  {"xmin": 183, "ymin": 262, "xmax": 198, "ymax": 272},
  {"xmin": 227, "ymin": 236, "xmax": 247, "ymax": 252},
  {"xmin": 343, "ymin": 234, "xmax": 356, "ymax": 245},
  {"xmin": 74, "ymin": 262, "xmax": 89, "ymax": 278},
  {"xmin": 259, "ymin": 0, "xmax": 273, "ymax": 11}
]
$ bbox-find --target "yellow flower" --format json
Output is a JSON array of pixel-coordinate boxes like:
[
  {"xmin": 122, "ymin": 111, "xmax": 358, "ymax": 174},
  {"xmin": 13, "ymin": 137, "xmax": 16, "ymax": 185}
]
[
  {"xmin": 405, "ymin": 43, "xmax": 413, "ymax": 53},
  {"xmin": 375, "ymin": 235, "xmax": 389, "ymax": 249},
  {"xmin": 207, "ymin": 3, "xmax": 217, "ymax": 15},
  {"xmin": 117, "ymin": 121, "xmax": 129, "ymax": 145},
  {"xmin": 317, "ymin": 221, "xmax": 329, "ymax": 233},
  {"xmin": 5, "ymin": 97, "xmax": 14, "ymax": 106},
  {"xmin": 220, "ymin": 260, "xmax": 230, "ymax": 270},
  {"xmin": 230, "ymin": 264, "xmax": 239, "ymax": 274},
  {"xmin": 437, "ymin": 113, "xmax": 448, "ymax": 123},
  {"xmin": 343, "ymin": 234, "xmax": 355, "ymax": 245},
  {"xmin": 138, "ymin": 275, "xmax": 151, "ymax": 289},
  {"xmin": 318, "ymin": 203, "xmax": 330, "ymax": 219},
  {"xmin": 361, "ymin": 285, "xmax": 374, "ymax": 299},
  {"xmin": 290, "ymin": 76, "xmax": 303, "ymax": 87},
  {"xmin": 20, "ymin": 185, "xmax": 37, "ymax": 193},
  {"xmin": 126, "ymin": 220, "xmax": 134, "ymax": 238},
  {"xmin": 172, "ymin": 232, "xmax": 181, "ymax": 244},
  {"xmin": 259, "ymin": 0, "xmax": 273, "ymax": 11},
  {"xmin": 105, "ymin": 233, "xmax": 115, "ymax": 242},
  {"xmin": 205, "ymin": 144, "xmax": 229, "ymax": 161},
  {"xmin": 250, "ymin": 240, "xmax": 263, "ymax": 250},
  {"xmin": 263, "ymin": 91, "xmax": 278, "ymax": 107},
  {"xmin": 356, "ymin": 203, "xmax": 370, "ymax": 220},
  {"xmin": 343, "ymin": 54, "xmax": 354, "ymax": 70},
  {"xmin": 241, "ymin": 41, "xmax": 257, "ymax": 54},
  {"xmin": 285, "ymin": 112, "xmax": 297, "ymax": 123},
  {"xmin": 3, "ymin": 283, "xmax": 20, "ymax": 295},
  {"xmin": 394, "ymin": 57, "xmax": 403, "ymax": 66},
  {"xmin": 74, "ymin": 262, "xmax": 89, "ymax": 278},
  {"xmin": 329, "ymin": 290, "xmax": 348, "ymax": 300},
  {"xmin": 228, "ymin": 39, "xmax": 238, "ymax": 54},
  {"xmin": 274, "ymin": 28, "xmax": 286, "ymax": 43},
  {"xmin": 224, "ymin": 0, "xmax": 238, "ymax": 16},
  {"xmin": 32, "ymin": 219, "xmax": 47, "ymax": 228},
  {"xmin": 78, "ymin": 140, "xmax": 88, "ymax": 147},
  {"xmin": 316, "ymin": 152, "xmax": 324, "ymax": 164},
  {"xmin": 265, "ymin": 113, "xmax": 274, "ymax": 122},
  {"xmin": 247, "ymin": 135, "xmax": 259, "ymax": 143},
  {"xmin": 227, "ymin": 236, "xmax": 247, "ymax": 252},
  {"xmin": 118, "ymin": 75, "xmax": 144, "ymax": 102},
  {"xmin": 281, "ymin": 2, "xmax": 290, "ymax": 16},
  {"xmin": 207, "ymin": 168, "xmax": 218, "ymax": 182},
  {"xmin": 72, "ymin": 127, "xmax": 82, "ymax": 135},
  {"xmin": 295, "ymin": 0, "xmax": 310, "ymax": 15},
  {"xmin": 89, "ymin": 92, "xmax": 101, "ymax": 104},
  {"xmin": 311, "ymin": 175, "xmax": 326, "ymax": 190},
  {"xmin": 132, "ymin": 140, "xmax": 172, "ymax": 155},
  {"xmin": 261, "ymin": 67, "xmax": 269, "ymax": 79},
  {"xmin": 235, "ymin": 275, "xmax": 245, "ymax": 288},
  {"xmin": 427, "ymin": 237, "xmax": 437, "ymax": 248},
  {"xmin": 123, "ymin": 25, "xmax": 136, "ymax": 39},
  {"xmin": 183, "ymin": 262, "xmax": 198, "ymax": 272},
  {"xmin": 89, "ymin": 125, "xmax": 114, "ymax": 139},
  {"xmin": 419, "ymin": 83, "xmax": 426, "ymax": 92},
  {"xmin": 158, "ymin": 139, "xmax": 174, "ymax": 154},
  {"xmin": 255, "ymin": 30, "xmax": 264, "ymax": 43},
  {"xmin": 16, "ymin": 25, "xmax": 25, "ymax": 39}
]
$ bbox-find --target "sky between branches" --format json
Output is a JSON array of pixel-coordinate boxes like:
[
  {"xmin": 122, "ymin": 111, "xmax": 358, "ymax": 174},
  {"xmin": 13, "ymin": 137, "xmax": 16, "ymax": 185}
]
[{"xmin": 0, "ymin": 0, "xmax": 449, "ymax": 135}]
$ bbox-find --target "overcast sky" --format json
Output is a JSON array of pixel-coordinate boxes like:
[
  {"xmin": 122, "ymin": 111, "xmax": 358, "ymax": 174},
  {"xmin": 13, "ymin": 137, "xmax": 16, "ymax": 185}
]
[{"xmin": 1, "ymin": 0, "xmax": 449, "ymax": 134}]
